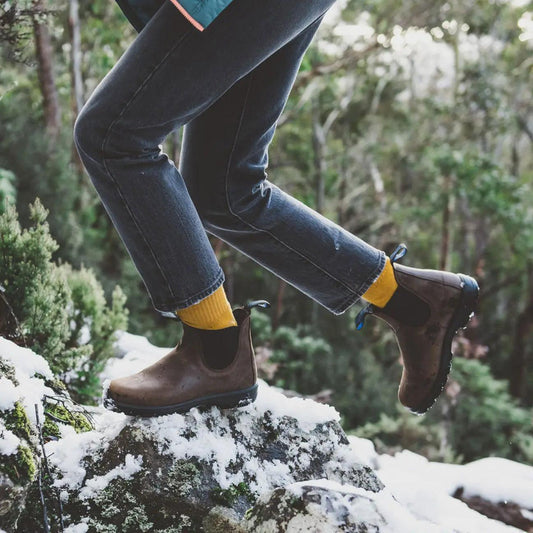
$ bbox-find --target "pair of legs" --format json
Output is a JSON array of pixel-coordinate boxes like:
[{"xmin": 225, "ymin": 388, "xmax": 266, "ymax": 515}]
[
  {"xmin": 75, "ymin": 0, "xmax": 480, "ymax": 416},
  {"xmin": 73, "ymin": 0, "xmax": 386, "ymax": 318}
]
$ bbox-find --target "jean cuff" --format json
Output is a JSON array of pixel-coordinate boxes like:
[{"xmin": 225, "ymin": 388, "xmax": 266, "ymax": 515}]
[
  {"xmin": 153, "ymin": 269, "xmax": 226, "ymax": 318},
  {"xmin": 331, "ymin": 250, "xmax": 387, "ymax": 315}
]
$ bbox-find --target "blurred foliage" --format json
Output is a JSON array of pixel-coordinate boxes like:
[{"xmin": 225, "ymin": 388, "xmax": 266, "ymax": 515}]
[
  {"xmin": 444, "ymin": 358, "xmax": 533, "ymax": 464},
  {"xmin": 0, "ymin": 200, "xmax": 128, "ymax": 402},
  {"xmin": 0, "ymin": 0, "xmax": 532, "ymax": 462}
]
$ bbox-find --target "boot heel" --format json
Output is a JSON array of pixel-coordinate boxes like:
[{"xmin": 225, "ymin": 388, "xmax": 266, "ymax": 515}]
[
  {"xmin": 457, "ymin": 274, "xmax": 480, "ymax": 329},
  {"xmin": 213, "ymin": 383, "xmax": 258, "ymax": 409}
]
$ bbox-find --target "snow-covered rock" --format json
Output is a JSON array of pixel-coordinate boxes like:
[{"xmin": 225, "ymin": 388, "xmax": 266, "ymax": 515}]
[
  {"xmin": 0, "ymin": 338, "xmax": 91, "ymax": 533},
  {"xmin": 16, "ymin": 379, "xmax": 383, "ymax": 531},
  {"xmin": 2, "ymin": 333, "xmax": 533, "ymax": 532}
]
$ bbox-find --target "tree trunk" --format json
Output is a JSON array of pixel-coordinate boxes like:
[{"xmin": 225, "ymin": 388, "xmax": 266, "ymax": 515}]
[
  {"xmin": 509, "ymin": 265, "xmax": 533, "ymax": 399},
  {"xmin": 33, "ymin": 0, "xmax": 60, "ymax": 143},
  {"xmin": 311, "ymin": 98, "xmax": 326, "ymax": 215},
  {"xmin": 272, "ymin": 280, "xmax": 286, "ymax": 332},
  {"xmin": 68, "ymin": 0, "xmax": 83, "ymax": 116},
  {"xmin": 440, "ymin": 174, "xmax": 454, "ymax": 271},
  {"xmin": 68, "ymin": 0, "xmax": 87, "ymax": 186}
]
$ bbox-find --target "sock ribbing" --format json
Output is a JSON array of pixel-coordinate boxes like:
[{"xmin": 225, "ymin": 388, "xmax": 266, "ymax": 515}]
[
  {"xmin": 177, "ymin": 285, "xmax": 237, "ymax": 330},
  {"xmin": 362, "ymin": 256, "xmax": 398, "ymax": 308}
]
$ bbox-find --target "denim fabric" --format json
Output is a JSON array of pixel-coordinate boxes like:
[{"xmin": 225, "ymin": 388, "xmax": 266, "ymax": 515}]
[{"xmin": 74, "ymin": 0, "xmax": 386, "ymax": 318}]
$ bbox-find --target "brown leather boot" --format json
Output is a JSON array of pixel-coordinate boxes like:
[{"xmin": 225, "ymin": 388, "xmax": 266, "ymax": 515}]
[
  {"xmin": 103, "ymin": 301, "xmax": 269, "ymax": 416},
  {"xmin": 356, "ymin": 244, "xmax": 479, "ymax": 415}
]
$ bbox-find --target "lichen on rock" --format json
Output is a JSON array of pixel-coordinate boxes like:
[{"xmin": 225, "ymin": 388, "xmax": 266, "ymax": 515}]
[{"xmin": 0, "ymin": 338, "xmax": 92, "ymax": 533}]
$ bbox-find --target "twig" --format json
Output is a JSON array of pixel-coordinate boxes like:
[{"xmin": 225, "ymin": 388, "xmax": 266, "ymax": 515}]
[
  {"xmin": 35, "ymin": 405, "xmax": 51, "ymax": 533},
  {"xmin": 35, "ymin": 404, "xmax": 65, "ymax": 532},
  {"xmin": 0, "ymin": 285, "xmax": 27, "ymax": 346},
  {"xmin": 43, "ymin": 393, "xmax": 96, "ymax": 430}
]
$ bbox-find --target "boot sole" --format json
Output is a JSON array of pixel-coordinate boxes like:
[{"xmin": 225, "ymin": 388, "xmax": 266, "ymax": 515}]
[
  {"xmin": 103, "ymin": 383, "xmax": 258, "ymax": 417},
  {"xmin": 409, "ymin": 274, "xmax": 480, "ymax": 415}
]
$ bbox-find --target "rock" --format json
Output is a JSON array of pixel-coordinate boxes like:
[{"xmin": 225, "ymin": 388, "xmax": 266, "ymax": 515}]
[
  {"xmin": 0, "ymin": 338, "xmax": 92, "ymax": 533},
  {"xmin": 244, "ymin": 479, "xmax": 446, "ymax": 532},
  {"xmin": 4, "ymin": 334, "xmax": 530, "ymax": 533},
  {"xmin": 454, "ymin": 488, "xmax": 533, "ymax": 532},
  {"xmin": 16, "ymin": 381, "xmax": 383, "ymax": 531}
]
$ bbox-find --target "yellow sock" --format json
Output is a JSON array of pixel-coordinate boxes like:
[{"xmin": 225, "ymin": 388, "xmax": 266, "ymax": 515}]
[
  {"xmin": 176, "ymin": 285, "xmax": 237, "ymax": 330},
  {"xmin": 362, "ymin": 257, "xmax": 398, "ymax": 308}
]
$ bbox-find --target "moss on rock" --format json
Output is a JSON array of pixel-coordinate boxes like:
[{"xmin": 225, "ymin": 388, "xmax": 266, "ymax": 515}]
[
  {"xmin": 44, "ymin": 401, "xmax": 92, "ymax": 435},
  {"xmin": 167, "ymin": 461, "xmax": 200, "ymax": 498},
  {"xmin": 212, "ymin": 482, "xmax": 255, "ymax": 507},
  {"xmin": 0, "ymin": 445, "xmax": 36, "ymax": 484},
  {"xmin": 3, "ymin": 402, "xmax": 32, "ymax": 442}
]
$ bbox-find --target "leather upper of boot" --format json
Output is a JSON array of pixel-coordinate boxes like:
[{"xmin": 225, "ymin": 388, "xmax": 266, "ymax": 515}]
[
  {"xmin": 370, "ymin": 263, "xmax": 464, "ymax": 410},
  {"xmin": 107, "ymin": 307, "xmax": 257, "ymax": 408}
]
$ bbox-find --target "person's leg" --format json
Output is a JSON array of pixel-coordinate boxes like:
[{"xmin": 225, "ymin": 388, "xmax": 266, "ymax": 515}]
[
  {"xmin": 75, "ymin": 0, "xmax": 350, "ymax": 415},
  {"xmin": 179, "ymin": 22, "xmax": 386, "ymax": 315},
  {"xmin": 73, "ymin": 0, "xmax": 339, "ymax": 319},
  {"xmin": 177, "ymin": 14, "xmax": 479, "ymax": 416}
]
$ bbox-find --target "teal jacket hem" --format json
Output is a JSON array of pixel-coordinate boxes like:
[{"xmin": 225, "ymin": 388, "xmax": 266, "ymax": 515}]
[{"xmin": 115, "ymin": 0, "xmax": 233, "ymax": 32}]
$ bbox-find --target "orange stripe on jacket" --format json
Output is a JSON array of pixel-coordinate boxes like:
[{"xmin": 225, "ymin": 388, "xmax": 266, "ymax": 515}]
[{"xmin": 168, "ymin": 0, "xmax": 205, "ymax": 31}]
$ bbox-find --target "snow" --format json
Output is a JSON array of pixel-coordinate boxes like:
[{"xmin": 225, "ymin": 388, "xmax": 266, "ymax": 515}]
[
  {"xmin": 135, "ymin": 384, "xmax": 306, "ymax": 493},
  {"xmin": 345, "ymin": 435, "xmax": 379, "ymax": 468},
  {"xmin": 100, "ymin": 330, "xmax": 533, "ymax": 531},
  {"xmin": 63, "ymin": 524, "xmax": 88, "ymax": 533},
  {"xmin": 46, "ymin": 409, "xmax": 128, "ymax": 491},
  {"xmin": 348, "ymin": 440, "xmax": 529, "ymax": 533},
  {"xmin": 102, "ymin": 331, "xmax": 171, "ymax": 379},
  {"xmin": 253, "ymin": 381, "xmax": 340, "ymax": 430},
  {"xmin": 0, "ymin": 337, "xmax": 52, "ymax": 380},
  {"xmin": 3, "ymin": 332, "xmax": 531, "ymax": 533},
  {"xmin": 0, "ymin": 421, "xmax": 19, "ymax": 455},
  {"xmin": 0, "ymin": 376, "xmax": 17, "ymax": 411},
  {"xmin": 289, "ymin": 479, "xmax": 443, "ymax": 532},
  {"xmin": 78, "ymin": 453, "xmax": 143, "ymax": 500},
  {"xmin": 0, "ymin": 338, "xmax": 55, "ymax": 426}
]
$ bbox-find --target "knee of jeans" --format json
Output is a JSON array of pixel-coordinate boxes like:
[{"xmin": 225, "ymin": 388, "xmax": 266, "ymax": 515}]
[
  {"xmin": 73, "ymin": 104, "xmax": 108, "ymax": 162},
  {"xmin": 74, "ymin": 102, "xmax": 151, "ymax": 164},
  {"xmin": 200, "ymin": 179, "xmax": 271, "ymax": 230}
]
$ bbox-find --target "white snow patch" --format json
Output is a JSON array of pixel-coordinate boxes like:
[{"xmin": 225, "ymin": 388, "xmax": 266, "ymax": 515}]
[
  {"xmin": 373, "ymin": 450, "xmax": 526, "ymax": 533},
  {"xmin": 289, "ymin": 479, "xmax": 443, "ymax": 532},
  {"xmin": 460, "ymin": 458, "xmax": 533, "ymax": 510},
  {"xmin": 0, "ymin": 337, "xmax": 52, "ymax": 380},
  {"xmin": 78, "ymin": 323, "xmax": 91, "ymax": 346},
  {"xmin": 0, "ymin": 337, "xmax": 55, "ymax": 425},
  {"xmin": 253, "ymin": 381, "xmax": 340, "ymax": 430},
  {"xmin": 346, "ymin": 435, "xmax": 379, "ymax": 468},
  {"xmin": 91, "ymin": 330, "xmax": 532, "ymax": 533},
  {"xmin": 0, "ymin": 376, "xmax": 17, "ymax": 411},
  {"xmin": 522, "ymin": 508, "xmax": 533, "ymax": 520},
  {"xmin": 0, "ymin": 420, "xmax": 20, "ymax": 455},
  {"xmin": 63, "ymin": 524, "xmax": 89, "ymax": 533},
  {"xmin": 78, "ymin": 453, "xmax": 143, "ymax": 500},
  {"xmin": 47, "ymin": 408, "xmax": 128, "ymax": 491},
  {"xmin": 100, "ymin": 331, "xmax": 172, "ymax": 388}
]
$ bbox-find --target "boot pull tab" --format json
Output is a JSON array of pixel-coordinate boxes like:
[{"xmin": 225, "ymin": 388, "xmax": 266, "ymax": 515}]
[
  {"xmin": 355, "ymin": 305, "xmax": 374, "ymax": 330},
  {"xmin": 390, "ymin": 243, "xmax": 408, "ymax": 264},
  {"xmin": 245, "ymin": 300, "xmax": 271, "ymax": 310}
]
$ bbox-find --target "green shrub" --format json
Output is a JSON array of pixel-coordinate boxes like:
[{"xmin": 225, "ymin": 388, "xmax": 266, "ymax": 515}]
[
  {"xmin": 0, "ymin": 199, "xmax": 128, "ymax": 403},
  {"xmin": 446, "ymin": 358, "xmax": 533, "ymax": 464},
  {"xmin": 64, "ymin": 264, "xmax": 128, "ymax": 404},
  {"xmin": 353, "ymin": 407, "xmax": 460, "ymax": 463},
  {"xmin": 0, "ymin": 168, "xmax": 16, "ymax": 211}
]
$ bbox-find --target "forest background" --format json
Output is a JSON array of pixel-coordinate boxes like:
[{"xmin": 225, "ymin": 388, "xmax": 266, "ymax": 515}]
[{"xmin": 0, "ymin": 0, "xmax": 532, "ymax": 466}]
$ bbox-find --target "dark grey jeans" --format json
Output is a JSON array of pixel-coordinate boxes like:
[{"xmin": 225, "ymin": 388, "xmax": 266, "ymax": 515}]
[{"xmin": 73, "ymin": 0, "xmax": 386, "ymax": 317}]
